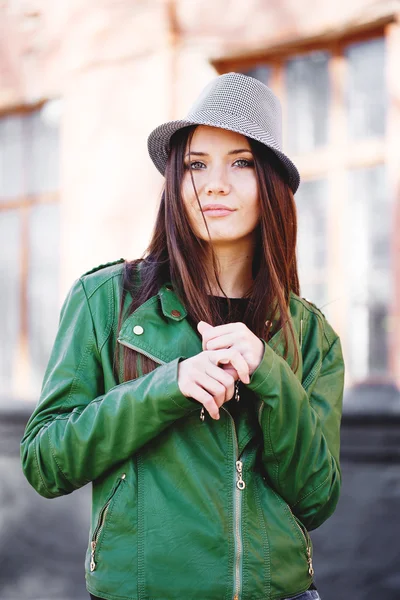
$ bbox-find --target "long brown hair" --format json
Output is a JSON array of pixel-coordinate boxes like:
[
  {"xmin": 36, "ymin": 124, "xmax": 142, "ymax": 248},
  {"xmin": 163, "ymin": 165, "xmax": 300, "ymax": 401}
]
[{"xmin": 115, "ymin": 125, "xmax": 300, "ymax": 381}]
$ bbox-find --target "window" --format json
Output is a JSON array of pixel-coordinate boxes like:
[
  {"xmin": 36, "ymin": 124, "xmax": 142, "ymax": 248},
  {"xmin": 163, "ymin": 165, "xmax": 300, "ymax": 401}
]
[
  {"xmin": 345, "ymin": 164, "xmax": 390, "ymax": 379},
  {"xmin": 286, "ymin": 51, "xmax": 330, "ymax": 154},
  {"xmin": 227, "ymin": 31, "xmax": 394, "ymax": 385},
  {"xmin": 243, "ymin": 65, "xmax": 271, "ymax": 85},
  {"xmin": 0, "ymin": 101, "xmax": 61, "ymax": 402},
  {"xmin": 296, "ymin": 178, "xmax": 329, "ymax": 311}
]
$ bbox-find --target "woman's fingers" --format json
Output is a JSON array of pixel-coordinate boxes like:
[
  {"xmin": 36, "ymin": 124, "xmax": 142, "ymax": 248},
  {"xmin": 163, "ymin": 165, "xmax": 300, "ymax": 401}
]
[
  {"xmin": 196, "ymin": 373, "xmax": 229, "ymax": 409},
  {"xmin": 210, "ymin": 349, "xmax": 250, "ymax": 384},
  {"xmin": 177, "ymin": 347, "xmax": 249, "ymax": 421},
  {"xmin": 204, "ymin": 363, "xmax": 236, "ymax": 402},
  {"xmin": 220, "ymin": 364, "xmax": 239, "ymax": 380},
  {"xmin": 204, "ymin": 333, "xmax": 236, "ymax": 351},
  {"xmin": 184, "ymin": 381, "xmax": 220, "ymax": 419},
  {"xmin": 198, "ymin": 321, "xmax": 264, "ymax": 376}
]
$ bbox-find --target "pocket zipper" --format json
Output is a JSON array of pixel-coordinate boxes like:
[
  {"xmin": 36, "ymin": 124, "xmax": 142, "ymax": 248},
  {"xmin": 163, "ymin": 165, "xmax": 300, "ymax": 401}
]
[
  {"xmin": 268, "ymin": 484, "xmax": 314, "ymax": 578},
  {"xmin": 289, "ymin": 508, "xmax": 314, "ymax": 577},
  {"xmin": 90, "ymin": 473, "xmax": 126, "ymax": 572}
]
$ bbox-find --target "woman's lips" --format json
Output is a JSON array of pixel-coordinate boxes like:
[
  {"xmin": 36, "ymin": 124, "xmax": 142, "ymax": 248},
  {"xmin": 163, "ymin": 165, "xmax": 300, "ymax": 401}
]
[{"xmin": 202, "ymin": 204, "xmax": 236, "ymax": 217}]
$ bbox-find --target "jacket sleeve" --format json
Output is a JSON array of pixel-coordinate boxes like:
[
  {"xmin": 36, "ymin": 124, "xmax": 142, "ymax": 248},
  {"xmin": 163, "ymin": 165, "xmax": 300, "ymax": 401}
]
[
  {"xmin": 247, "ymin": 325, "xmax": 344, "ymax": 531},
  {"xmin": 20, "ymin": 278, "xmax": 196, "ymax": 499}
]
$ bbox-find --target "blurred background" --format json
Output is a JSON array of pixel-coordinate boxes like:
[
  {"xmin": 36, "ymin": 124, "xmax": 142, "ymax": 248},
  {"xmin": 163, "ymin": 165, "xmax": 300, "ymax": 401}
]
[{"xmin": 0, "ymin": 0, "xmax": 399, "ymax": 599}]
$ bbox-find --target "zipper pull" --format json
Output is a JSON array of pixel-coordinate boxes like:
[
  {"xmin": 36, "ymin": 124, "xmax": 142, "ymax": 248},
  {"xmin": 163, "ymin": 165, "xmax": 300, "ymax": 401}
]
[
  {"xmin": 200, "ymin": 407, "xmax": 205, "ymax": 421},
  {"xmin": 307, "ymin": 546, "xmax": 314, "ymax": 577},
  {"xmin": 90, "ymin": 541, "xmax": 97, "ymax": 572},
  {"xmin": 234, "ymin": 381, "xmax": 240, "ymax": 402},
  {"xmin": 236, "ymin": 460, "xmax": 246, "ymax": 490}
]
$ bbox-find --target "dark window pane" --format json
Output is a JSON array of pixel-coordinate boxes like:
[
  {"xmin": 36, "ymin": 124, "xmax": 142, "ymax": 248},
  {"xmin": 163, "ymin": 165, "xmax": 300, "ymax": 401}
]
[
  {"xmin": 0, "ymin": 115, "xmax": 25, "ymax": 200},
  {"xmin": 285, "ymin": 51, "xmax": 330, "ymax": 154},
  {"xmin": 26, "ymin": 102, "xmax": 60, "ymax": 195},
  {"xmin": 345, "ymin": 37, "xmax": 386, "ymax": 140},
  {"xmin": 27, "ymin": 203, "xmax": 60, "ymax": 395},
  {"xmin": 243, "ymin": 65, "xmax": 271, "ymax": 85},
  {"xmin": 369, "ymin": 304, "xmax": 388, "ymax": 373},
  {"xmin": 295, "ymin": 179, "xmax": 329, "ymax": 310},
  {"xmin": 0, "ymin": 211, "xmax": 21, "ymax": 401},
  {"xmin": 346, "ymin": 164, "xmax": 390, "ymax": 378}
]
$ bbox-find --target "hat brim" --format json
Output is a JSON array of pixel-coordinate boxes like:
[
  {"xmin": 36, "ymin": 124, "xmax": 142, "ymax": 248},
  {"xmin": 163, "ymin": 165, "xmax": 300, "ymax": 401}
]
[{"xmin": 147, "ymin": 110, "xmax": 300, "ymax": 193}]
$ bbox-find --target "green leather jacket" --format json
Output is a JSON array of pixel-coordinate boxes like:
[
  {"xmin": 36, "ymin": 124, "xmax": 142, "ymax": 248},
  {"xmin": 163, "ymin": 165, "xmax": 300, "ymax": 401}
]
[{"xmin": 21, "ymin": 259, "xmax": 344, "ymax": 600}]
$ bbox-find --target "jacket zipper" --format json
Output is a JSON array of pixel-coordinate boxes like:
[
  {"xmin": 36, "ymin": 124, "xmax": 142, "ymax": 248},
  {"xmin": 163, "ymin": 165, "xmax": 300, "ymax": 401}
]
[
  {"xmin": 117, "ymin": 339, "xmax": 166, "ymax": 365},
  {"xmin": 289, "ymin": 508, "xmax": 314, "ymax": 577},
  {"xmin": 90, "ymin": 473, "xmax": 126, "ymax": 572},
  {"xmin": 221, "ymin": 395, "xmax": 246, "ymax": 600},
  {"xmin": 192, "ymin": 378, "xmax": 246, "ymax": 598}
]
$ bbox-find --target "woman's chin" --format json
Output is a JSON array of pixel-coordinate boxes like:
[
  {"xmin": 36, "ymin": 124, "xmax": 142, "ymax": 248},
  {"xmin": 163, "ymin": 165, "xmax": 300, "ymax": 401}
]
[{"xmin": 197, "ymin": 228, "xmax": 256, "ymax": 246}]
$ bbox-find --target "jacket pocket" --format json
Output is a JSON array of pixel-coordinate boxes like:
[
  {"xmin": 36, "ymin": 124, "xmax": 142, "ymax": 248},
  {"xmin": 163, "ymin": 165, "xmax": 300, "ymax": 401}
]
[
  {"xmin": 256, "ymin": 476, "xmax": 314, "ymax": 599},
  {"xmin": 269, "ymin": 485, "xmax": 314, "ymax": 578},
  {"xmin": 89, "ymin": 473, "xmax": 126, "ymax": 572},
  {"xmin": 289, "ymin": 510, "xmax": 314, "ymax": 577}
]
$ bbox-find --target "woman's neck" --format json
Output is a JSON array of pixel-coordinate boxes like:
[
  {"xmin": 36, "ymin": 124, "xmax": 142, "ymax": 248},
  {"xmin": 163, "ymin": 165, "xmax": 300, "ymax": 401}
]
[{"xmin": 206, "ymin": 244, "xmax": 255, "ymax": 298}]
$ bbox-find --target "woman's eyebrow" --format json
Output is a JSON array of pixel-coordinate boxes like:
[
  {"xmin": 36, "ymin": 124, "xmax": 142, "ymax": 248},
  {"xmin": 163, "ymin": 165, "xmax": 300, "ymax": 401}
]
[
  {"xmin": 228, "ymin": 149, "xmax": 253, "ymax": 155},
  {"xmin": 185, "ymin": 148, "xmax": 253, "ymax": 157}
]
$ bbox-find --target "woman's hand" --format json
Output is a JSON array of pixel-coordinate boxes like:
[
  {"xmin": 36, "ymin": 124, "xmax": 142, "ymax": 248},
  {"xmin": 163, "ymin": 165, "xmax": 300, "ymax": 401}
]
[
  {"xmin": 177, "ymin": 349, "xmax": 250, "ymax": 420},
  {"xmin": 197, "ymin": 321, "xmax": 264, "ymax": 377}
]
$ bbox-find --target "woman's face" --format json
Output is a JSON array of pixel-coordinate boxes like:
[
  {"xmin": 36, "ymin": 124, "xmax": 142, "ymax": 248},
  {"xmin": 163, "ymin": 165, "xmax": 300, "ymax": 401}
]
[{"xmin": 181, "ymin": 126, "xmax": 260, "ymax": 246}]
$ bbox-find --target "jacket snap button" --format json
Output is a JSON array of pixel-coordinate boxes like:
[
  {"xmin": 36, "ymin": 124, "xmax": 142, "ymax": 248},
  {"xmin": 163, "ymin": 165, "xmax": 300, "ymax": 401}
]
[
  {"xmin": 133, "ymin": 325, "xmax": 144, "ymax": 335},
  {"xmin": 171, "ymin": 310, "xmax": 181, "ymax": 317}
]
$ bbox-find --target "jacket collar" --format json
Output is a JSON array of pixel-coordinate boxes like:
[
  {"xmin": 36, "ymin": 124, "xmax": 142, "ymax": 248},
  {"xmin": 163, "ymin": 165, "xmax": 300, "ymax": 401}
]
[
  {"xmin": 118, "ymin": 283, "xmax": 202, "ymax": 365},
  {"xmin": 158, "ymin": 283, "xmax": 187, "ymax": 321}
]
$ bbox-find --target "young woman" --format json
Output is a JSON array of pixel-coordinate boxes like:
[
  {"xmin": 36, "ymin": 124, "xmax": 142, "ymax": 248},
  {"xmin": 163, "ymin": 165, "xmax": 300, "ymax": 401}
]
[{"xmin": 21, "ymin": 72, "xmax": 344, "ymax": 600}]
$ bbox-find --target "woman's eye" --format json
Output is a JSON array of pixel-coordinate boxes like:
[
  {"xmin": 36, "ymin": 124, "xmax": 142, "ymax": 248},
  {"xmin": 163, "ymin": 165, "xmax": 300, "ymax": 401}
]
[
  {"xmin": 233, "ymin": 159, "xmax": 254, "ymax": 168},
  {"xmin": 185, "ymin": 161, "xmax": 206, "ymax": 170}
]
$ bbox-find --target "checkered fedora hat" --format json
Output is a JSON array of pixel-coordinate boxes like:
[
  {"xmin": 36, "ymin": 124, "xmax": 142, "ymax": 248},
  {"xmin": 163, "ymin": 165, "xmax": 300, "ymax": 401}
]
[{"xmin": 147, "ymin": 71, "xmax": 300, "ymax": 193}]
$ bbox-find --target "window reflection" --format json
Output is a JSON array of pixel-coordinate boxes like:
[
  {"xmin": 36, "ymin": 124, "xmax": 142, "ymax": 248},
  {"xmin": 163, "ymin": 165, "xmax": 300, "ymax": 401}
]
[
  {"xmin": 0, "ymin": 103, "xmax": 60, "ymax": 202},
  {"xmin": 285, "ymin": 51, "xmax": 330, "ymax": 154},
  {"xmin": 28, "ymin": 204, "xmax": 60, "ymax": 395},
  {"xmin": 345, "ymin": 37, "xmax": 386, "ymax": 140},
  {"xmin": 0, "ymin": 116, "xmax": 25, "ymax": 200},
  {"xmin": 27, "ymin": 107, "xmax": 60, "ymax": 195},
  {"xmin": 242, "ymin": 65, "xmax": 271, "ymax": 85},
  {"xmin": 0, "ymin": 211, "xmax": 21, "ymax": 396},
  {"xmin": 346, "ymin": 164, "xmax": 390, "ymax": 379},
  {"xmin": 295, "ymin": 179, "xmax": 329, "ymax": 311}
]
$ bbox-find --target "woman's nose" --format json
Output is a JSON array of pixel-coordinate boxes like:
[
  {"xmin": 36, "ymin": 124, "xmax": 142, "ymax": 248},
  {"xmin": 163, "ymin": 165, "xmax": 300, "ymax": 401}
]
[{"xmin": 204, "ymin": 168, "xmax": 230, "ymax": 196}]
